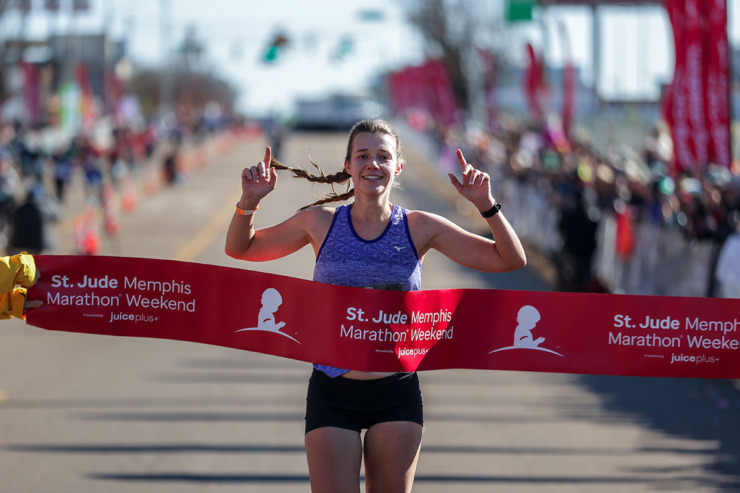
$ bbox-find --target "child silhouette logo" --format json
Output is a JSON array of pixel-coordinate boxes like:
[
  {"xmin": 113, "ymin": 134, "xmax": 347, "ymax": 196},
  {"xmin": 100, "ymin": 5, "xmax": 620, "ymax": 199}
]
[
  {"xmin": 489, "ymin": 305, "xmax": 562, "ymax": 356},
  {"xmin": 236, "ymin": 288, "xmax": 300, "ymax": 343}
]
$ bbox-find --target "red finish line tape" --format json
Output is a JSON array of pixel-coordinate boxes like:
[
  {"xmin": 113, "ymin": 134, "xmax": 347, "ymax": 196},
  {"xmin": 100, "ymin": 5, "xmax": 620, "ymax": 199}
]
[{"xmin": 26, "ymin": 255, "xmax": 740, "ymax": 379}]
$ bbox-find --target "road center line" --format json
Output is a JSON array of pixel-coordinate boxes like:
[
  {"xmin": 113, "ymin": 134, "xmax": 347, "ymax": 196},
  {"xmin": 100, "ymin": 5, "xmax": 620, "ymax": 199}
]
[{"xmin": 174, "ymin": 189, "xmax": 242, "ymax": 262}]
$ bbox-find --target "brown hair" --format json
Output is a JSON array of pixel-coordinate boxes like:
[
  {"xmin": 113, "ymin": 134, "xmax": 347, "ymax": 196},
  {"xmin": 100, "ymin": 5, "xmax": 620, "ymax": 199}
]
[
  {"xmin": 344, "ymin": 118, "xmax": 402, "ymax": 162},
  {"xmin": 272, "ymin": 119, "xmax": 402, "ymax": 210}
]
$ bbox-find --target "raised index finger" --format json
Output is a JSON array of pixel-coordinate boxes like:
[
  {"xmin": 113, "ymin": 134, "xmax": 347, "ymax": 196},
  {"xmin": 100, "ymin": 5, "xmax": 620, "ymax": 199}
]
[
  {"xmin": 456, "ymin": 149, "xmax": 467, "ymax": 172},
  {"xmin": 263, "ymin": 146, "xmax": 272, "ymax": 169}
]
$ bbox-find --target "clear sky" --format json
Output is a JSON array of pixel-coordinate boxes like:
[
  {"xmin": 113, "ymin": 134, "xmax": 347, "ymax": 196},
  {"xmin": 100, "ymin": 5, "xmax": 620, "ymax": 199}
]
[
  {"xmin": 4, "ymin": 1, "xmax": 740, "ymax": 115},
  {"xmin": 516, "ymin": 4, "xmax": 672, "ymax": 100},
  {"xmin": 3, "ymin": 0, "xmax": 424, "ymax": 115}
]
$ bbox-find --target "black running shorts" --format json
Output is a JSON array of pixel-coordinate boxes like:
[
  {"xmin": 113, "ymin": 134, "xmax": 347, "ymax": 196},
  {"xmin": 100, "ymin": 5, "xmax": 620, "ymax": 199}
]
[{"xmin": 305, "ymin": 369, "xmax": 423, "ymax": 434}]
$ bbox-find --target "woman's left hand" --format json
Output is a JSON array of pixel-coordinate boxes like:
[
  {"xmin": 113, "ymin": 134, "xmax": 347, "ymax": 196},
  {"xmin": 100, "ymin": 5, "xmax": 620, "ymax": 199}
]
[{"xmin": 447, "ymin": 149, "xmax": 495, "ymax": 210}]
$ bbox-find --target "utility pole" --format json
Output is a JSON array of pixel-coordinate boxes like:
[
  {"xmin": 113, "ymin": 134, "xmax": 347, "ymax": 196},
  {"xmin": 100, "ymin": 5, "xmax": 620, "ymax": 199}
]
[{"xmin": 159, "ymin": 0, "xmax": 173, "ymax": 115}]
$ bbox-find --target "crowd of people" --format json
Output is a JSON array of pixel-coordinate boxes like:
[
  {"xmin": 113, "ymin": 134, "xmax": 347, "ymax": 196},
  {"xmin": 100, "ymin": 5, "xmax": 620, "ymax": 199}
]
[
  {"xmin": 413, "ymin": 115, "xmax": 740, "ymax": 297},
  {"xmin": 0, "ymin": 109, "xmax": 241, "ymax": 256},
  {"xmin": 0, "ymin": 119, "xmax": 158, "ymax": 255},
  {"xmin": 4, "ymin": 105, "xmax": 739, "ymax": 299}
]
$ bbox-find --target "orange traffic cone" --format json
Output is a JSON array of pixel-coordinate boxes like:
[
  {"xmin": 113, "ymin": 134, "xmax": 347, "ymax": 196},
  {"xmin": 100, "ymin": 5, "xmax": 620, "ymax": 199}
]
[{"xmin": 75, "ymin": 205, "xmax": 100, "ymax": 255}]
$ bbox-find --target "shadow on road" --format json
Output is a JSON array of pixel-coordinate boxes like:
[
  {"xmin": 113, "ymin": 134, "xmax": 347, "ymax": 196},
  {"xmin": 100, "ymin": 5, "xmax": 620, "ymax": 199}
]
[
  {"xmin": 465, "ymin": 257, "xmax": 740, "ymax": 491},
  {"xmin": 574, "ymin": 374, "xmax": 740, "ymax": 491}
]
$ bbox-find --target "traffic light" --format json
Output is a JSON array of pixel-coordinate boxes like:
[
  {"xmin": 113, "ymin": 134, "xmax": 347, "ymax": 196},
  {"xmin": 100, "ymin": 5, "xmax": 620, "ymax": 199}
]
[
  {"xmin": 262, "ymin": 32, "xmax": 289, "ymax": 63},
  {"xmin": 339, "ymin": 37, "xmax": 354, "ymax": 58},
  {"xmin": 333, "ymin": 36, "xmax": 354, "ymax": 61},
  {"xmin": 505, "ymin": 0, "xmax": 534, "ymax": 23},
  {"xmin": 264, "ymin": 45, "xmax": 280, "ymax": 63},
  {"xmin": 356, "ymin": 9, "xmax": 384, "ymax": 22}
]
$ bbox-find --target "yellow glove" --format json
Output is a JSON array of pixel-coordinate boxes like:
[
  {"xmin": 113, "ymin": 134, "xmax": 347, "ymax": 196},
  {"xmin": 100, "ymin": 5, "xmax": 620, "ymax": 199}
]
[
  {"xmin": 0, "ymin": 253, "xmax": 38, "ymax": 293},
  {"xmin": 0, "ymin": 253, "xmax": 38, "ymax": 320}
]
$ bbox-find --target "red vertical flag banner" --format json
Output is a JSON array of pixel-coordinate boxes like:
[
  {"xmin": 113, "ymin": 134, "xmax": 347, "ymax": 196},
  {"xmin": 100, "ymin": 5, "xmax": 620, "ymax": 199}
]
[
  {"xmin": 21, "ymin": 62, "xmax": 40, "ymax": 125},
  {"xmin": 411, "ymin": 65, "xmax": 428, "ymax": 113},
  {"xmin": 389, "ymin": 71, "xmax": 408, "ymax": 115},
  {"xmin": 75, "ymin": 62, "xmax": 97, "ymax": 131},
  {"xmin": 684, "ymin": 0, "xmax": 710, "ymax": 167},
  {"xmin": 664, "ymin": 0, "xmax": 694, "ymax": 172},
  {"xmin": 387, "ymin": 60, "xmax": 459, "ymax": 127},
  {"xmin": 427, "ymin": 60, "xmax": 458, "ymax": 126},
  {"xmin": 664, "ymin": 0, "xmax": 730, "ymax": 172},
  {"xmin": 703, "ymin": 0, "xmax": 731, "ymax": 168},
  {"xmin": 558, "ymin": 20, "xmax": 576, "ymax": 142},
  {"xmin": 524, "ymin": 43, "xmax": 545, "ymax": 122}
]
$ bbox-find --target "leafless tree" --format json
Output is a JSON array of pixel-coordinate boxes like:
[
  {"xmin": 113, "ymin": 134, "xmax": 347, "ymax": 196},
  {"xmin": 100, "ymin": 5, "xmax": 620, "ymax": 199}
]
[
  {"xmin": 0, "ymin": 0, "xmax": 29, "ymax": 109},
  {"xmin": 128, "ymin": 67, "xmax": 237, "ymax": 118},
  {"xmin": 404, "ymin": 0, "xmax": 477, "ymax": 110}
]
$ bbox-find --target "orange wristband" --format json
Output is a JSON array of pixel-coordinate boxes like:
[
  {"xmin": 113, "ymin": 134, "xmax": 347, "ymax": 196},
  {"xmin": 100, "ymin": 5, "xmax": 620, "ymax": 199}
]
[{"xmin": 235, "ymin": 203, "xmax": 259, "ymax": 216}]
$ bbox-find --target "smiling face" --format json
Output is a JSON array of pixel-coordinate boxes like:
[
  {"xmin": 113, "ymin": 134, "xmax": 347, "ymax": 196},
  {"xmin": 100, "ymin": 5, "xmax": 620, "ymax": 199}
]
[{"xmin": 344, "ymin": 131, "xmax": 403, "ymax": 199}]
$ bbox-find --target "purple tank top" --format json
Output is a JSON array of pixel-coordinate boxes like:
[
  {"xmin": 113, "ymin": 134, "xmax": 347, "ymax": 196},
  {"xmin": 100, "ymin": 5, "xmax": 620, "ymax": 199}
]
[{"xmin": 313, "ymin": 204, "xmax": 422, "ymax": 377}]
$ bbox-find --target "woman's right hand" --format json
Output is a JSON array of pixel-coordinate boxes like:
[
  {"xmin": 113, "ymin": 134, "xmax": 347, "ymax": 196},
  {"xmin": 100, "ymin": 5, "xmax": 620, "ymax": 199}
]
[
  {"xmin": 25, "ymin": 298, "xmax": 43, "ymax": 311},
  {"xmin": 239, "ymin": 146, "xmax": 278, "ymax": 208}
]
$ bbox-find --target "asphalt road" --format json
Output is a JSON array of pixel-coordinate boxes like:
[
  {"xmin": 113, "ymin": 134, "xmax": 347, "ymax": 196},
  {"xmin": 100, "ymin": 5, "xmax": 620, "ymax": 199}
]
[{"xmin": 0, "ymin": 130, "xmax": 738, "ymax": 492}]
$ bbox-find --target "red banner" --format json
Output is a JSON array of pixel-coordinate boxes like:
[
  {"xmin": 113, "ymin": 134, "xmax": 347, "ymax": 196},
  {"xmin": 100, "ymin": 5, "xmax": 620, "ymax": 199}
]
[
  {"xmin": 663, "ymin": 0, "xmax": 730, "ymax": 171},
  {"xmin": 664, "ymin": 0, "xmax": 692, "ymax": 171},
  {"xmin": 704, "ymin": 0, "xmax": 731, "ymax": 168},
  {"xmin": 558, "ymin": 20, "xmax": 575, "ymax": 142},
  {"xmin": 74, "ymin": 62, "xmax": 97, "ymax": 131},
  {"xmin": 21, "ymin": 62, "xmax": 40, "ymax": 125},
  {"xmin": 387, "ymin": 60, "xmax": 459, "ymax": 127},
  {"xmin": 524, "ymin": 43, "xmax": 545, "ymax": 122},
  {"xmin": 686, "ymin": 0, "xmax": 710, "ymax": 166},
  {"xmin": 26, "ymin": 255, "xmax": 740, "ymax": 379}
]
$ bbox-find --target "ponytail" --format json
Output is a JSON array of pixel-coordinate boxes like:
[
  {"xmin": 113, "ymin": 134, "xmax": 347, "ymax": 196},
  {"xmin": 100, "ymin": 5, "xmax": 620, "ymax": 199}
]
[{"xmin": 269, "ymin": 157, "xmax": 353, "ymax": 211}]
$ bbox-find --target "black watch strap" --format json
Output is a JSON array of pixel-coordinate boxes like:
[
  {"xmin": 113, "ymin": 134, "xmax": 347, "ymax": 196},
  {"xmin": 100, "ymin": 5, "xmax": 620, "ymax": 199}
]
[{"xmin": 479, "ymin": 202, "xmax": 501, "ymax": 218}]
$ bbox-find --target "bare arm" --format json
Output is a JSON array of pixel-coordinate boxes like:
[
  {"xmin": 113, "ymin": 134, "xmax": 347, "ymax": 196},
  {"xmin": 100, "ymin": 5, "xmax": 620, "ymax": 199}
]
[
  {"xmin": 225, "ymin": 146, "xmax": 318, "ymax": 261},
  {"xmin": 412, "ymin": 149, "xmax": 526, "ymax": 273}
]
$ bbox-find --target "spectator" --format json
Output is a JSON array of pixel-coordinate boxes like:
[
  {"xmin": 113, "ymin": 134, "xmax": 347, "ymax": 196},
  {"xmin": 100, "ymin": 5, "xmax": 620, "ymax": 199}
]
[
  {"xmin": 52, "ymin": 146, "xmax": 72, "ymax": 203},
  {"xmin": 8, "ymin": 183, "xmax": 60, "ymax": 255},
  {"xmin": 557, "ymin": 183, "xmax": 599, "ymax": 292},
  {"xmin": 0, "ymin": 150, "xmax": 20, "ymax": 235}
]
